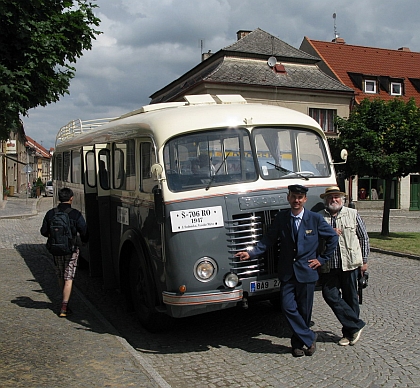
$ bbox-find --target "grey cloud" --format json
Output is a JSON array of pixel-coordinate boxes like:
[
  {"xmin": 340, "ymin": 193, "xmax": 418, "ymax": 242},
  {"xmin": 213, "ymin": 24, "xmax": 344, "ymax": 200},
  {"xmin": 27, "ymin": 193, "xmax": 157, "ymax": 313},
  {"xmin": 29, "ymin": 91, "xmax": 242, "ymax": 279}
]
[{"xmin": 23, "ymin": 0, "xmax": 420, "ymax": 150}]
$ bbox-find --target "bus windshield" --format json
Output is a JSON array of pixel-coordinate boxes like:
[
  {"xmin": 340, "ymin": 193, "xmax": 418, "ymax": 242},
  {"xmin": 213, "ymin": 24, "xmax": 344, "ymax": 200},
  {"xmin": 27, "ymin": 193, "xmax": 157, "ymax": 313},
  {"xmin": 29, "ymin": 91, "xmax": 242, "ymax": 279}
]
[
  {"xmin": 253, "ymin": 126, "xmax": 330, "ymax": 180},
  {"xmin": 164, "ymin": 126, "xmax": 330, "ymax": 192},
  {"xmin": 164, "ymin": 127, "xmax": 256, "ymax": 192}
]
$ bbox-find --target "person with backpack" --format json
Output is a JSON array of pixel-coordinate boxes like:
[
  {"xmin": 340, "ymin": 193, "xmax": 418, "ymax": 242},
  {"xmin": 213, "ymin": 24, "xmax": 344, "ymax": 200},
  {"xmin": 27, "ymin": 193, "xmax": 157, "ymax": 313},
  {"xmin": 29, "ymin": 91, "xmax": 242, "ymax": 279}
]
[{"xmin": 40, "ymin": 187, "xmax": 89, "ymax": 317}]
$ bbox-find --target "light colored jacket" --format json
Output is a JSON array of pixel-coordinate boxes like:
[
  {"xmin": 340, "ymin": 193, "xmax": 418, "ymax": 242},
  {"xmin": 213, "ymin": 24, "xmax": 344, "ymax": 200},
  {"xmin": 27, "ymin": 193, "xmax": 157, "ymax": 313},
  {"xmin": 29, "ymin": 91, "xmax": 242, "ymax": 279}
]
[{"xmin": 320, "ymin": 206, "xmax": 363, "ymax": 272}]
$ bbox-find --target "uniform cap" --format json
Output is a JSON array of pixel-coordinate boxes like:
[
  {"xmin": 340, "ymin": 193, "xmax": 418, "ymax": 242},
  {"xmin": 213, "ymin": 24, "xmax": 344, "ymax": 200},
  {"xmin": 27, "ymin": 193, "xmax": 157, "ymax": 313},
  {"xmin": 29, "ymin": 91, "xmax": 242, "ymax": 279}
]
[{"xmin": 288, "ymin": 184, "xmax": 308, "ymax": 194}]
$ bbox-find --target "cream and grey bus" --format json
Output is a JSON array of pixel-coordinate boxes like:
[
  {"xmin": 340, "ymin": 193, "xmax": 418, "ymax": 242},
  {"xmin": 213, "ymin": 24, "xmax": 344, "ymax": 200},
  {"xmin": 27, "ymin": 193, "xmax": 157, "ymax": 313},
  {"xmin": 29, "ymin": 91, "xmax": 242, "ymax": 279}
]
[{"xmin": 53, "ymin": 94, "xmax": 343, "ymax": 331}]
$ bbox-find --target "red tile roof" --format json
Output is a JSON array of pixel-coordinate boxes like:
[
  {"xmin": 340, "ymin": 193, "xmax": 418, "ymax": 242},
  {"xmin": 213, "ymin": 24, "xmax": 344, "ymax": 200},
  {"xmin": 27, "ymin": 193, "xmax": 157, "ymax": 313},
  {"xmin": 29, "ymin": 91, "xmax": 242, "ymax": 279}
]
[
  {"xmin": 304, "ymin": 37, "xmax": 420, "ymax": 105},
  {"xmin": 25, "ymin": 135, "xmax": 51, "ymax": 158}
]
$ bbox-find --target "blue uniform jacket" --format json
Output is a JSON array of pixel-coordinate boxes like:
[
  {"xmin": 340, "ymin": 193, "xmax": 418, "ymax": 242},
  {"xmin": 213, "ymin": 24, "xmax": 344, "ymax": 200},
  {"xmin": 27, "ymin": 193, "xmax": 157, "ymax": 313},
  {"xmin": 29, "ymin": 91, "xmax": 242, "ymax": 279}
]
[{"xmin": 249, "ymin": 208, "xmax": 338, "ymax": 283}]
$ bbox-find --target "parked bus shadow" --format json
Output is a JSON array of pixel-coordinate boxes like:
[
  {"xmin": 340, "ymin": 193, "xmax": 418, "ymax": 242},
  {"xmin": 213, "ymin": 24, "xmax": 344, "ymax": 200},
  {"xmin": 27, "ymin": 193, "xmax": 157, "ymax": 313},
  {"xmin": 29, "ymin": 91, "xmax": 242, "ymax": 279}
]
[
  {"xmin": 13, "ymin": 243, "xmax": 340, "ymax": 356},
  {"xmin": 12, "ymin": 243, "xmax": 120, "ymax": 336}
]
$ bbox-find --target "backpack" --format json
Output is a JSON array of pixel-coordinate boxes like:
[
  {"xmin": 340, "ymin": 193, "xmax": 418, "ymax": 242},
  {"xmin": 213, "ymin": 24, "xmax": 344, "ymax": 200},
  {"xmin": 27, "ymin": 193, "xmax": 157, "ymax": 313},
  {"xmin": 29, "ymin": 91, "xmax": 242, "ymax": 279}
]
[{"xmin": 46, "ymin": 208, "xmax": 75, "ymax": 256}]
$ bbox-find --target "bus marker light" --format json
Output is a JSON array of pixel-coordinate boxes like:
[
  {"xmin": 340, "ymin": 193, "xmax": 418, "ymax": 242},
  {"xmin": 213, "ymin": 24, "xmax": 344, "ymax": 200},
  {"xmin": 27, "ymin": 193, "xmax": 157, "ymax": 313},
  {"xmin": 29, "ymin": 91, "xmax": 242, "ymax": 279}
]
[
  {"xmin": 224, "ymin": 273, "xmax": 239, "ymax": 288},
  {"xmin": 179, "ymin": 285, "xmax": 187, "ymax": 293}
]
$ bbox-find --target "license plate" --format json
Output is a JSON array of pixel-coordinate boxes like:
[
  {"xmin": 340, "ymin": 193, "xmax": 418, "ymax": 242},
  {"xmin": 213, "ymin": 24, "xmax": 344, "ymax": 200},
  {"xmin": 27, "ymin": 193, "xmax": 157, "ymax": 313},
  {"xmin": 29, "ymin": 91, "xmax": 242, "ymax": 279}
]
[{"xmin": 250, "ymin": 279, "xmax": 280, "ymax": 293}]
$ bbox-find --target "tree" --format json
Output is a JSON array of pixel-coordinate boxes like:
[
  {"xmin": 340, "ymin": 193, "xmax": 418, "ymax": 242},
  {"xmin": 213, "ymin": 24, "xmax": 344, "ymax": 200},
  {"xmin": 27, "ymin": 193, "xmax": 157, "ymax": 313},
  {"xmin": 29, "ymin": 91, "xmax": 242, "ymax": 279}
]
[
  {"xmin": 329, "ymin": 98, "xmax": 420, "ymax": 236},
  {"xmin": 0, "ymin": 0, "xmax": 101, "ymax": 139}
]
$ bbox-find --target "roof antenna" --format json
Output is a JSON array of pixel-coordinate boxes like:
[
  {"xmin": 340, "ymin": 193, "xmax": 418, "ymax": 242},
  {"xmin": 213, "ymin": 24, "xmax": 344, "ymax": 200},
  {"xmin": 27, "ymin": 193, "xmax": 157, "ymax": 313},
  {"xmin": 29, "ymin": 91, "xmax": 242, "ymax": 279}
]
[{"xmin": 333, "ymin": 13, "xmax": 340, "ymax": 40}]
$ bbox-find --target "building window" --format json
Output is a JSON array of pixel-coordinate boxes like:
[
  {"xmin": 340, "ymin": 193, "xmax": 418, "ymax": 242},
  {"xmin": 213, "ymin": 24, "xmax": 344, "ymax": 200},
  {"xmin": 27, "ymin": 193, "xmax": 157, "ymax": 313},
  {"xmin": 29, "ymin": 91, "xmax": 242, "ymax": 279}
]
[
  {"xmin": 309, "ymin": 108, "xmax": 337, "ymax": 133},
  {"xmin": 390, "ymin": 82, "xmax": 402, "ymax": 96},
  {"xmin": 358, "ymin": 178, "xmax": 385, "ymax": 201},
  {"xmin": 364, "ymin": 80, "xmax": 377, "ymax": 93}
]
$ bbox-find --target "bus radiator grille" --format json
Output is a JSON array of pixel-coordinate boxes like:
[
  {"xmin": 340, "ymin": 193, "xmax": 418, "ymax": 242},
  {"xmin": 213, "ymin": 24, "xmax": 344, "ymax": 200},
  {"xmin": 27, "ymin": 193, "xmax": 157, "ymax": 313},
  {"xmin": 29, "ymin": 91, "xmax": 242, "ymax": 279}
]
[{"xmin": 226, "ymin": 211, "xmax": 279, "ymax": 280}]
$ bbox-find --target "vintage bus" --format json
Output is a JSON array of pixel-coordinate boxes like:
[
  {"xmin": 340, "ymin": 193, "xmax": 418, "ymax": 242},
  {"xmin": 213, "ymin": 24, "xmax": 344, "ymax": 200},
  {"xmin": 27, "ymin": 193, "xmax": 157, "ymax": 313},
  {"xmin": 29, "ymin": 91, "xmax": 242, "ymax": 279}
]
[{"xmin": 53, "ymin": 94, "xmax": 344, "ymax": 331}]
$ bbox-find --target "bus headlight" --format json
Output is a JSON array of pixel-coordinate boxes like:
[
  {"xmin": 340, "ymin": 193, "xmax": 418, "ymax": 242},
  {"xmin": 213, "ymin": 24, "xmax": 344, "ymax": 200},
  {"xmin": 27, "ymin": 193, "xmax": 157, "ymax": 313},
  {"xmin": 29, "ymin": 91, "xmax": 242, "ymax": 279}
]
[
  {"xmin": 224, "ymin": 273, "xmax": 239, "ymax": 288},
  {"xmin": 194, "ymin": 257, "xmax": 217, "ymax": 282}
]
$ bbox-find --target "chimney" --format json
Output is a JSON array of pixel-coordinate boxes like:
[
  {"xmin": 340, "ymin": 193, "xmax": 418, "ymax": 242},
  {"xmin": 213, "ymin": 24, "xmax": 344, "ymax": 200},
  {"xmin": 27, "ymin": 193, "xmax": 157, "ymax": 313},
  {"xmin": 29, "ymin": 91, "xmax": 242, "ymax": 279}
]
[
  {"xmin": 332, "ymin": 37, "xmax": 346, "ymax": 44},
  {"xmin": 201, "ymin": 50, "xmax": 213, "ymax": 62},
  {"xmin": 236, "ymin": 30, "xmax": 252, "ymax": 41},
  {"xmin": 398, "ymin": 47, "xmax": 410, "ymax": 52}
]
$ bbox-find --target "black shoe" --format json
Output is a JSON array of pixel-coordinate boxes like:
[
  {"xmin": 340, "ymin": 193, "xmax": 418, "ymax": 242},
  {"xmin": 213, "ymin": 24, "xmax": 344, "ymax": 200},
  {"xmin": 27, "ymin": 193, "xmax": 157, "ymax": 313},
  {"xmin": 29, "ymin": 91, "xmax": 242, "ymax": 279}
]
[
  {"xmin": 292, "ymin": 348, "xmax": 305, "ymax": 357},
  {"xmin": 305, "ymin": 333, "xmax": 318, "ymax": 356}
]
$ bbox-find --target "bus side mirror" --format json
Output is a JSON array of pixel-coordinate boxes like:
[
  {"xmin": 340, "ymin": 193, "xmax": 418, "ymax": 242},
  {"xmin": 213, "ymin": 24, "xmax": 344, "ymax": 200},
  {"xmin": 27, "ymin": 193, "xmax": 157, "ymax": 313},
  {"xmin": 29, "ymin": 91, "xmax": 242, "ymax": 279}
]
[
  {"xmin": 332, "ymin": 149, "xmax": 348, "ymax": 165},
  {"xmin": 151, "ymin": 163, "xmax": 163, "ymax": 180},
  {"xmin": 154, "ymin": 187, "xmax": 164, "ymax": 224}
]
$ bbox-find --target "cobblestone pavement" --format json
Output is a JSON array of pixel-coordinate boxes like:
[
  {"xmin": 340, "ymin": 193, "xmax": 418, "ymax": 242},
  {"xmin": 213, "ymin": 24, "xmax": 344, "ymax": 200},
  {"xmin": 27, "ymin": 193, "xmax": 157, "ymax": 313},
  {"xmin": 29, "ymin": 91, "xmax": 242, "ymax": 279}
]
[{"xmin": 1, "ymin": 196, "xmax": 420, "ymax": 387}]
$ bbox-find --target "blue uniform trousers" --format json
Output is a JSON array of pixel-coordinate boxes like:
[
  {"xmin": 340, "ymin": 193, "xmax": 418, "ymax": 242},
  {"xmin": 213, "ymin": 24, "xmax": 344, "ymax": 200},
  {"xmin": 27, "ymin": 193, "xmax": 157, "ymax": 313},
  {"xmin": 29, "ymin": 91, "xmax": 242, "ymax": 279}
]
[{"xmin": 281, "ymin": 276, "xmax": 316, "ymax": 349}]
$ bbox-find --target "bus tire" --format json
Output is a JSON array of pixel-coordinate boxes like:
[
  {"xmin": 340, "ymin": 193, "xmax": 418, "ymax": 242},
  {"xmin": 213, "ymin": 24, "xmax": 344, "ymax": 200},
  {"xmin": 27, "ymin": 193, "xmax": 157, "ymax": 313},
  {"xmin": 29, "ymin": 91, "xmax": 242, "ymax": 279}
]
[
  {"xmin": 270, "ymin": 296, "xmax": 282, "ymax": 311},
  {"xmin": 128, "ymin": 251, "xmax": 167, "ymax": 332}
]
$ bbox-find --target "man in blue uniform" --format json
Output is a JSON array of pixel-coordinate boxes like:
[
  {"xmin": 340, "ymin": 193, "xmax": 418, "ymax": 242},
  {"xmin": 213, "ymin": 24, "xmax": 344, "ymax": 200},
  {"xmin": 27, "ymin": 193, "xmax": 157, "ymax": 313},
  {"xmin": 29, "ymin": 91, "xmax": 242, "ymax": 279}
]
[{"xmin": 235, "ymin": 185, "xmax": 338, "ymax": 357}]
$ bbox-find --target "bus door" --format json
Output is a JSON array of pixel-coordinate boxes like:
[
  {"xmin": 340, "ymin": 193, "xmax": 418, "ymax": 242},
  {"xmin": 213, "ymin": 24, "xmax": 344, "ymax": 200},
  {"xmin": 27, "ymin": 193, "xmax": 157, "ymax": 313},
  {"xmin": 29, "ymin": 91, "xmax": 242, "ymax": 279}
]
[
  {"xmin": 95, "ymin": 145, "xmax": 116, "ymax": 288},
  {"xmin": 82, "ymin": 146, "xmax": 103, "ymax": 277}
]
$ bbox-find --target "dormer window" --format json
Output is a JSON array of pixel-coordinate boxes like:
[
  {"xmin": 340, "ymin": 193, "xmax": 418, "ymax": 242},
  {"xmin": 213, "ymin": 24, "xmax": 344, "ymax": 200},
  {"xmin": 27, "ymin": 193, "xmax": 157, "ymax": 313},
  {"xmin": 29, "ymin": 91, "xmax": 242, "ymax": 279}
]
[
  {"xmin": 390, "ymin": 82, "xmax": 402, "ymax": 96},
  {"xmin": 364, "ymin": 80, "xmax": 377, "ymax": 94}
]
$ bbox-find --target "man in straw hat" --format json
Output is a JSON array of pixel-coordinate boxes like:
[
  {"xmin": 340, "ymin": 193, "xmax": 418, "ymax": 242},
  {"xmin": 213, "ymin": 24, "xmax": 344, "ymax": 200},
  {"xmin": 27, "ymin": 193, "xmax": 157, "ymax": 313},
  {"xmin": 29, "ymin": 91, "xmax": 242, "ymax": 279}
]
[
  {"xmin": 236, "ymin": 185, "xmax": 338, "ymax": 357},
  {"xmin": 318, "ymin": 186, "xmax": 370, "ymax": 346}
]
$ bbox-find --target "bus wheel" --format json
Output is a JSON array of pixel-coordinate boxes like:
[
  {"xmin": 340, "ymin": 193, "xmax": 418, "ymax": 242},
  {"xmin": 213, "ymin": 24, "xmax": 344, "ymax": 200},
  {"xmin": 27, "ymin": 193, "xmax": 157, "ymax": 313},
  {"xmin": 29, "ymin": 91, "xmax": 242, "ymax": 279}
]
[{"xmin": 128, "ymin": 252, "xmax": 166, "ymax": 332}]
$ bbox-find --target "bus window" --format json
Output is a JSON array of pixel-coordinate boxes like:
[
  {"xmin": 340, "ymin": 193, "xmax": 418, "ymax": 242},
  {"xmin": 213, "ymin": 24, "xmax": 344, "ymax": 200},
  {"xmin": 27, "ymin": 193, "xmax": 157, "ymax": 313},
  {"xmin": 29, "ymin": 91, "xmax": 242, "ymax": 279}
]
[
  {"xmin": 140, "ymin": 142, "xmax": 155, "ymax": 193},
  {"xmin": 98, "ymin": 149, "xmax": 110, "ymax": 190},
  {"xmin": 164, "ymin": 127, "xmax": 256, "ymax": 192},
  {"xmin": 63, "ymin": 151, "xmax": 71, "ymax": 182},
  {"xmin": 296, "ymin": 131, "xmax": 330, "ymax": 176},
  {"xmin": 253, "ymin": 127, "xmax": 330, "ymax": 179},
  {"xmin": 85, "ymin": 151, "xmax": 96, "ymax": 187},
  {"xmin": 72, "ymin": 150, "xmax": 81, "ymax": 184},
  {"xmin": 54, "ymin": 154, "xmax": 63, "ymax": 181},
  {"xmin": 113, "ymin": 140, "xmax": 135, "ymax": 190}
]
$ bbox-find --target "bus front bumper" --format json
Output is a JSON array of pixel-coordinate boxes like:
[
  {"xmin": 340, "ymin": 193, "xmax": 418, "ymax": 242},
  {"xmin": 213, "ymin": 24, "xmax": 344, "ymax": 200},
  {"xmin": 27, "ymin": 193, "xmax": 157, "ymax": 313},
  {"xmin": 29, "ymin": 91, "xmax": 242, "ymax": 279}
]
[
  {"xmin": 162, "ymin": 289, "xmax": 243, "ymax": 306},
  {"xmin": 162, "ymin": 289, "xmax": 243, "ymax": 318}
]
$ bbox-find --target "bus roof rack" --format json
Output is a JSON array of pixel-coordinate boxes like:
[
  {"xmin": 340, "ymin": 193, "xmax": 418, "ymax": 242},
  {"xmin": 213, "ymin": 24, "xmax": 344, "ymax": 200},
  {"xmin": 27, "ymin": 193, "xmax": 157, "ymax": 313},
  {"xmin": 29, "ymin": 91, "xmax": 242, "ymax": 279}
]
[
  {"xmin": 56, "ymin": 117, "xmax": 115, "ymax": 146},
  {"xmin": 56, "ymin": 95, "xmax": 248, "ymax": 146}
]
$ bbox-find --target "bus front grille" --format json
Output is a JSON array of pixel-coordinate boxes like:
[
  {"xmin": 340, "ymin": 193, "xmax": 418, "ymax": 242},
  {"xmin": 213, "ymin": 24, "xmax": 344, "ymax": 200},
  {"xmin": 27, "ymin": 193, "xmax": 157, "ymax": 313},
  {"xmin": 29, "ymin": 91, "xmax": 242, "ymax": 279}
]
[{"xmin": 226, "ymin": 211, "xmax": 279, "ymax": 280}]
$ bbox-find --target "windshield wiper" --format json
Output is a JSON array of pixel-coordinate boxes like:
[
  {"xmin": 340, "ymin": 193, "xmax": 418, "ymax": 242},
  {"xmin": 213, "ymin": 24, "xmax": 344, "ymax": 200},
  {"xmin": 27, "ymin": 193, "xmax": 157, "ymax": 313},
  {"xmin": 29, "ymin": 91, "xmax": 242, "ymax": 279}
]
[
  {"xmin": 205, "ymin": 152, "xmax": 231, "ymax": 191},
  {"xmin": 266, "ymin": 162, "xmax": 309, "ymax": 181}
]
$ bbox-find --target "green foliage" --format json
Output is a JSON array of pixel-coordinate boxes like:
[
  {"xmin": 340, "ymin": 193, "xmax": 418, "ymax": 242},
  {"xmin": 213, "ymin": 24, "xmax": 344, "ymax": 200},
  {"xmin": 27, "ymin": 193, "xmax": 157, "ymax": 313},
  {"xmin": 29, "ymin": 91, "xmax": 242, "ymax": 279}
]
[
  {"xmin": 36, "ymin": 177, "xmax": 44, "ymax": 188},
  {"xmin": 0, "ymin": 0, "xmax": 101, "ymax": 139},
  {"xmin": 329, "ymin": 98, "xmax": 420, "ymax": 179},
  {"xmin": 329, "ymin": 98, "xmax": 420, "ymax": 236}
]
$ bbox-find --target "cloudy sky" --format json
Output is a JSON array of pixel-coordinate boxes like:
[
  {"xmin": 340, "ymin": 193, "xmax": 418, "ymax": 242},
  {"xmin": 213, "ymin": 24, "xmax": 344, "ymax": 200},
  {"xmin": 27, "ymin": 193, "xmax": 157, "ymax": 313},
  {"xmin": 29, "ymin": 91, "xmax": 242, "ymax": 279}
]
[{"xmin": 23, "ymin": 0, "xmax": 420, "ymax": 150}]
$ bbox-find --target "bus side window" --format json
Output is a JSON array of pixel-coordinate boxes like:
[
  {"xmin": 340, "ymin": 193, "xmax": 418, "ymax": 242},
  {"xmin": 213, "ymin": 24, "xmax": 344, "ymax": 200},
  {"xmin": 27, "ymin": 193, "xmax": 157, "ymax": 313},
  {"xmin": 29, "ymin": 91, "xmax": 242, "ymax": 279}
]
[
  {"xmin": 72, "ymin": 150, "xmax": 81, "ymax": 184},
  {"xmin": 98, "ymin": 149, "xmax": 110, "ymax": 190},
  {"xmin": 54, "ymin": 153, "xmax": 63, "ymax": 181},
  {"xmin": 140, "ymin": 142, "xmax": 155, "ymax": 193},
  {"xmin": 85, "ymin": 151, "xmax": 96, "ymax": 187},
  {"xmin": 63, "ymin": 151, "xmax": 71, "ymax": 182},
  {"xmin": 113, "ymin": 146, "xmax": 124, "ymax": 189}
]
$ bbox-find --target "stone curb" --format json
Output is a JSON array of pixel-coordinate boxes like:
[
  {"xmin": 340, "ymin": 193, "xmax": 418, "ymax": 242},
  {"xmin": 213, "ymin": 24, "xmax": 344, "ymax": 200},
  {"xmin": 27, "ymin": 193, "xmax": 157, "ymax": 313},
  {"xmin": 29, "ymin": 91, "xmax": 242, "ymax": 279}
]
[{"xmin": 370, "ymin": 247, "xmax": 420, "ymax": 261}]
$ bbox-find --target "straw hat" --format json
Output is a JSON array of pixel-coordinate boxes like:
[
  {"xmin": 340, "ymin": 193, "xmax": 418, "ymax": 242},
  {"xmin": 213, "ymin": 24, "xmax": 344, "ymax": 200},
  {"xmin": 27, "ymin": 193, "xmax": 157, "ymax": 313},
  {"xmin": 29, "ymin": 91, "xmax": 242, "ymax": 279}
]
[{"xmin": 320, "ymin": 186, "xmax": 346, "ymax": 199}]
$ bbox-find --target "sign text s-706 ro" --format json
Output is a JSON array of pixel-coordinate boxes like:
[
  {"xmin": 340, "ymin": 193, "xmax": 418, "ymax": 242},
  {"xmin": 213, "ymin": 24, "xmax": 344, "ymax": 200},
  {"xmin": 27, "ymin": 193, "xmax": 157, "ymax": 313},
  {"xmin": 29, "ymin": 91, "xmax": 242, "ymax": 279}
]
[{"xmin": 170, "ymin": 206, "xmax": 224, "ymax": 232}]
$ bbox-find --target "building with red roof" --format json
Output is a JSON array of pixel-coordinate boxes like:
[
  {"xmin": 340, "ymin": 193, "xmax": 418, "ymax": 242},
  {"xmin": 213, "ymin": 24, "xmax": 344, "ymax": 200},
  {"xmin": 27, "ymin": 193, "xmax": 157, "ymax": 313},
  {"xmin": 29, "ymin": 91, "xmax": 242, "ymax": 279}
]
[{"xmin": 300, "ymin": 37, "xmax": 420, "ymax": 210}]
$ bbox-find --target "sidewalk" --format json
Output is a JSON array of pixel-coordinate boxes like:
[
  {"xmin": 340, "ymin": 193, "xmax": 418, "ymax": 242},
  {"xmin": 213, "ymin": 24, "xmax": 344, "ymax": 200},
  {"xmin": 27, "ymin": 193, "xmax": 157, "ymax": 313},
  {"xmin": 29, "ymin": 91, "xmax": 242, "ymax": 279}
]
[
  {"xmin": 0, "ymin": 193, "xmax": 40, "ymax": 219},
  {"xmin": 0, "ymin": 194, "xmax": 167, "ymax": 387}
]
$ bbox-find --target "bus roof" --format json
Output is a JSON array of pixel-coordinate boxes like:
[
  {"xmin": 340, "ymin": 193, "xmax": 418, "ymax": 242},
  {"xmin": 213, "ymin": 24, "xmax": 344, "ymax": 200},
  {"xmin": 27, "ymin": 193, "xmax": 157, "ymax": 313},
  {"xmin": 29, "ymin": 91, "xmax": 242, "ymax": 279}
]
[{"xmin": 55, "ymin": 94, "xmax": 324, "ymax": 149}]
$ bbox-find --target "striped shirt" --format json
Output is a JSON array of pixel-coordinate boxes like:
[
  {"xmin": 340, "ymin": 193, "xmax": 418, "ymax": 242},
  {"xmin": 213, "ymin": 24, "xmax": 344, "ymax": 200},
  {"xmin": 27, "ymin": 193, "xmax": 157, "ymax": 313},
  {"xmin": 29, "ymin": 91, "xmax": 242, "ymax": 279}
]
[{"xmin": 327, "ymin": 210, "xmax": 370, "ymax": 269}]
